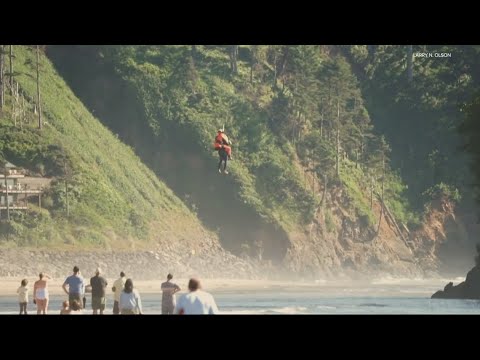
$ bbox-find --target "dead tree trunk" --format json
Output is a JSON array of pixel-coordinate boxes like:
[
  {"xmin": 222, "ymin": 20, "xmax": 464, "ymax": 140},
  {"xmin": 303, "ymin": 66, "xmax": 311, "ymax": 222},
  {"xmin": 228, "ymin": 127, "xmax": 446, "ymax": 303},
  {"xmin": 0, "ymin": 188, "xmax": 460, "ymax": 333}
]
[
  {"xmin": 9, "ymin": 45, "xmax": 13, "ymax": 96},
  {"xmin": 320, "ymin": 174, "xmax": 328, "ymax": 207},
  {"xmin": 273, "ymin": 51, "xmax": 277, "ymax": 86},
  {"xmin": 36, "ymin": 45, "xmax": 42, "ymax": 130},
  {"xmin": 378, "ymin": 194, "xmax": 409, "ymax": 246},
  {"xmin": 320, "ymin": 111, "xmax": 324, "ymax": 138},
  {"xmin": 229, "ymin": 45, "xmax": 238, "ymax": 75},
  {"xmin": 64, "ymin": 159, "xmax": 69, "ymax": 216},
  {"xmin": 370, "ymin": 176, "xmax": 374, "ymax": 209},
  {"xmin": 250, "ymin": 45, "xmax": 255, "ymax": 84},
  {"xmin": 335, "ymin": 100, "xmax": 340, "ymax": 178},
  {"xmin": 312, "ymin": 159, "xmax": 316, "ymax": 196},
  {"xmin": 407, "ymin": 45, "xmax": 413, "ymax": 82},
  {"xmin": 0, "ymin": 45, "xmax": 4, "ymax": 109},
  {"xmin": 376, "ymin": 154, "xmax": 385, "ymax": 235}
]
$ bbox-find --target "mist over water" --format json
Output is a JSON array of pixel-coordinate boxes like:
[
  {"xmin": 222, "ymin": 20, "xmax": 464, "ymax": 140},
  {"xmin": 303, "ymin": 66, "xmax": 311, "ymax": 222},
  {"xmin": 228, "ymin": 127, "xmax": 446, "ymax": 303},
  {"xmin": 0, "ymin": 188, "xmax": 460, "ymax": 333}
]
[{"xmin": 2, "ymin": 277, "xmax": 479, "ymax": 314}]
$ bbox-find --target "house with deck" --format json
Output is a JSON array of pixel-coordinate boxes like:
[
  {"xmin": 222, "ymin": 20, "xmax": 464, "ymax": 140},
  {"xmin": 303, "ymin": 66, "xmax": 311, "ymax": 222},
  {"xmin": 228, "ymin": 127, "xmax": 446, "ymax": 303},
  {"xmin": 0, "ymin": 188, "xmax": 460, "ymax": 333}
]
[{"xmin": 0, "ymin": 161, "xmax": 46, "ymax": 219}]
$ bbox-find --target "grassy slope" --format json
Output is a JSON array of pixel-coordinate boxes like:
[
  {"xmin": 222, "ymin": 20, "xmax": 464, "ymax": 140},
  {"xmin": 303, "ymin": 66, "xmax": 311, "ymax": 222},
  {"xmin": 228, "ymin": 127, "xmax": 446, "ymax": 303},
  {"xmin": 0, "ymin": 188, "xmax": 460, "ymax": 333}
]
[
  {"xmin": 46, "ymin": 45, "xmax": 419, "ymax": 259},
  {"xmin": 105, "ymin": 45, "xmax": 316, "ymax": 231},
  {"xmin": 0, "ymin": 46, "xmax": 210, "ymax": 249},
  {"xmin": 110, "ymin": 45, "xmax": 416, "ymax": 230}
]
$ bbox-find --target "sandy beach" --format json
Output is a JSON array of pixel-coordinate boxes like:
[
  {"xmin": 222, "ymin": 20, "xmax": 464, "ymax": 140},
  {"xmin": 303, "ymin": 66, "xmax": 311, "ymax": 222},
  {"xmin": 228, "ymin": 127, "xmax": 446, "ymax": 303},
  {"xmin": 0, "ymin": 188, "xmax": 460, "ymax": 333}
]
[
  {"xmin": 0, "ymin": 276, "xmax": 458, "ymax": 298},
  {"xmin": 0, "ymin": 277, "xmax": 316, "ymax": 296}
]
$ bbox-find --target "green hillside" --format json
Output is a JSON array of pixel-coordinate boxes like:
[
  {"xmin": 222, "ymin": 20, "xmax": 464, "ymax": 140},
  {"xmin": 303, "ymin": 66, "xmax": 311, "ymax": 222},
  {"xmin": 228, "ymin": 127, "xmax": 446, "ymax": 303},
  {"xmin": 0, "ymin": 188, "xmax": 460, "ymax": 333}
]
[
  {"xmin": 3, "ymin": 44, "xmax": 477, "ymax": 273},
  {"xmin": 343, "ymin": 45, "xmax": 480, "ymax": 211},
  {"xmin": 48, "ymin": 45, "xmax": 418, "ymax": 261},
  {"xmin": 0, "ymin": 45, "xmax": 210, "ymax": 249}
]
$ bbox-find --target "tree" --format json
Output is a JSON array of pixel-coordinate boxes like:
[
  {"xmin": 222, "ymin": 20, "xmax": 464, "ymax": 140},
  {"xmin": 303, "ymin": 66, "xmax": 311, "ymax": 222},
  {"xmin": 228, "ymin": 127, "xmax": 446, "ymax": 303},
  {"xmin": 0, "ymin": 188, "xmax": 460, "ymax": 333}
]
[
  {"xmin": 336, "ymin": 99, "xmax": 340, "ymax": 178},
  {"xmin": 267, "ymin": 46, "xmax": 291, "ymax": 88},
  {"xmin": 9, "ymin": 45, "xmax": 13, "ymax": 96},
  {"xmin": 250, "ymin": 45, "xmax": 267, "ymax": 84},
  {"xmin": 459, "ymin": 94, "xmax": 480, "ymax": 207},
  {"xmin": 64, "ymin": 158, "xmax": 70, "ymax": 216},
  {"xmin": 36, "ymin": 45, "xmax": 43, "ymax": 130},
  {"xmin": 406, "ymin": 45, "xmax": 413, "ymax": 81},
  {"xmin": 0, "ymin": 45, "xmax": 4, "ymax": 109},
  {"xmin": 367, "ymin": 45, "xmax": 377, "ymax": 64},
  {"xmin": 371, "ymin": 136, "xmax": 391, "ymax": 235},
  {"xmin": 229, "ymin": 45, "xmax": 238, "ymax": 75}
]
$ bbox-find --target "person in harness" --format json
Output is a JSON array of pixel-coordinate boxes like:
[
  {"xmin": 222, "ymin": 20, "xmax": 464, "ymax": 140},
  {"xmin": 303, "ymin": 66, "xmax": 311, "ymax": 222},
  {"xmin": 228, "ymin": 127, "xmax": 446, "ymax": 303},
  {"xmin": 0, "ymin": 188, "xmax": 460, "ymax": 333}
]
[{"xmin": 213, "ymin": 129, "xmax": 232, "ymax": 174}]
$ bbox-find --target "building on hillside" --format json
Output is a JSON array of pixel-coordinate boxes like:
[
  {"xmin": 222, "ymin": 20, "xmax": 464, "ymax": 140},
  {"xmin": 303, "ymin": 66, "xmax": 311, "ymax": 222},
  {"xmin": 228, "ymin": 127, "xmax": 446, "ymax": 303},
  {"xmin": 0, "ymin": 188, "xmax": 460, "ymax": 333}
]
[{"xmin": 0, "ymin": 161, "xmax": 44, "ymax": 219}]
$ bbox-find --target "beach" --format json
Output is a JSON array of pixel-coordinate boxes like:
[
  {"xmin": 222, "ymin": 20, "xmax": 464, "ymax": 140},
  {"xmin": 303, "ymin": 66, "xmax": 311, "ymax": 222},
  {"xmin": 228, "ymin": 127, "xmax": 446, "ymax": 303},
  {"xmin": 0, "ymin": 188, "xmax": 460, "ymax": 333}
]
[{"xmin": 0, "ymin": 275, "xmax": 461, "ymax": 297}]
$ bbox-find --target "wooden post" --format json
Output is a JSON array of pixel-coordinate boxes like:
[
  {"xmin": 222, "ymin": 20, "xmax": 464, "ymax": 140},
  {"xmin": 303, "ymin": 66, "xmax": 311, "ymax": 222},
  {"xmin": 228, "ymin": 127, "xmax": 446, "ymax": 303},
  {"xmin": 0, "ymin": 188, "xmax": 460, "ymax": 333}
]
[{"xmin": 38, "ymin": 193, "xmax": 41, "ymax": 209}]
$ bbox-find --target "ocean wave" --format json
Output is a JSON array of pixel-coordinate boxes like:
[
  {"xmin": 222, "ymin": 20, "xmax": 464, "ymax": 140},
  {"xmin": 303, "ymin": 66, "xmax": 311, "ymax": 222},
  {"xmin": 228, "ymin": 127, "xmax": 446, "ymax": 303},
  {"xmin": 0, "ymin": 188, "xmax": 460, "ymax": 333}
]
[{"xmin": 221, "ymin": 306, "xmax": 309, "ymax": 314}]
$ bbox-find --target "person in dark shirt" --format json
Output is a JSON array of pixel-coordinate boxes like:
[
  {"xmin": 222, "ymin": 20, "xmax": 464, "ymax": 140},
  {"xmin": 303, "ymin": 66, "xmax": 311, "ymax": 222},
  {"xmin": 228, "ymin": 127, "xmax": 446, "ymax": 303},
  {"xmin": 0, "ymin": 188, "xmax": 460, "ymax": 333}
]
[
  {"xmin": 90, "ymin": 268, "xmax": 108, "ymax": 315},
  {"xmin": 161, "ymin": 273, "xmax": 181, "ymax": 314}
]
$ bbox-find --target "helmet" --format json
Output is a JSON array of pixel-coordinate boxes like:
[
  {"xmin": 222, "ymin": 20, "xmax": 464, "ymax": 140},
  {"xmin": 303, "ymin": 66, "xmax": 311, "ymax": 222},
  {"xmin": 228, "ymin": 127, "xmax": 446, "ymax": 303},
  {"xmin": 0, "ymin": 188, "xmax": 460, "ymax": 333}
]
[{"xmin": 218, "ymin": 129, "xmax": 224, "ymax": 133}]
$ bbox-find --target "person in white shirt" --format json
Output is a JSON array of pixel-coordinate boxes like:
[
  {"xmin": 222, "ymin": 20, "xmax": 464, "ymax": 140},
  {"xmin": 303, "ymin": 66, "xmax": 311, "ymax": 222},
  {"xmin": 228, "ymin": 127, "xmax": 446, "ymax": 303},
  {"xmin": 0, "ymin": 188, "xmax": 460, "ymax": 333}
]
[
  {"xmin": 119, "ymin": 279, "xmax": 142, "ymax": 315},
  {"xmin": 175, "ymin": 278, "xmax": 219, "ymax": 315},
  {"xmin": 17, "ymin": 279, "xmax": 29, "ymax": 315},
  {"xmin": 112, "ymin": 271, "xmax": 126, "ymax": 315}
]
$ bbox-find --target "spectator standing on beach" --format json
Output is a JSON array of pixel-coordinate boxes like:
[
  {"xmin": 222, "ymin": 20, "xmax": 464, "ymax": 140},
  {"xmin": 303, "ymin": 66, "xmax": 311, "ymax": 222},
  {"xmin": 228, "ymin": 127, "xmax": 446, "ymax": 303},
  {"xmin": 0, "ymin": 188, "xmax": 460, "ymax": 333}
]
[
  {"xmin": 90, "ymin": 267, "xmax": 108, "ymax": 315},
  {"xmin": 33, "ymin": 272, "xmax": 52, "ymax": 314},
  {"xmin": 62, "ymin": 266, "xmax": 85, "ymax": 307},
  {"xmin": 17, "ymin": 279, "xmax": 29, "ymax": 315},
  {"xmin": 175, "ymin": 278, "xmax": 219, "ymax": 315},
  {"xmin": 112, "ymin": 271, "xmax": 126, "ymax": 315},
  {"xmin": 119, "ymin": 279, "xmax": 142, "ymax": 315},
  {"xmin": 161, "ymin": 273, "xmax": 181, "ymax": 315}
]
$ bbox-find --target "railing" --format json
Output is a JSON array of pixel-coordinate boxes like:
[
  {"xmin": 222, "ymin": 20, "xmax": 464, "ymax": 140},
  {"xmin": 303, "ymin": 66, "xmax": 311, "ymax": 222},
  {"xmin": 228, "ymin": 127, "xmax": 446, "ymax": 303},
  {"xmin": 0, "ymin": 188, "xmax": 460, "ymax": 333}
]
[
  {"xmin": 0, "ymin": 203, "xmax": 28, "ymax": 209},
  {"xmin": 0, "ymin": 183, "xmax": 42, "ymax": 189},
  {"xmin": 0, "ymin": 169, "xmax": 26, "ymax": 176}
]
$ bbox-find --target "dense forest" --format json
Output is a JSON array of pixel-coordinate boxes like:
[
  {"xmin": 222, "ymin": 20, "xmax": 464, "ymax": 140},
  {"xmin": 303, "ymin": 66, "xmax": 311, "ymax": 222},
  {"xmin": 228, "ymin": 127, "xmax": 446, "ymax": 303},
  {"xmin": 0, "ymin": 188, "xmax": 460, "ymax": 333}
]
[{"xmin": 1, "ymin": 45, "xmax": 479, "ymax": 276}]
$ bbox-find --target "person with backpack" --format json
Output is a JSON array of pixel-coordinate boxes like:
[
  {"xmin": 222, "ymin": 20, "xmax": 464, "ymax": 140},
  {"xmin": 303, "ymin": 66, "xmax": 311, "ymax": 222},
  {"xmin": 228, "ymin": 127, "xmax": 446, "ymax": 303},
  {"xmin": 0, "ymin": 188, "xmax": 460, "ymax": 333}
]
[{"xmin": 213, "ymin": 129, "xmax": 232, "ymax": 174}]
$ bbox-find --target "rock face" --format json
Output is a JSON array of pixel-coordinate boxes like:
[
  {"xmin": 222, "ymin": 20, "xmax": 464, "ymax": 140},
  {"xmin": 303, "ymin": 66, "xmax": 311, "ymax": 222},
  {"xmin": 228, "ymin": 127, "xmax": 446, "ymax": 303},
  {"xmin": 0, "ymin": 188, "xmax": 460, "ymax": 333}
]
[
  {"xmin": 0, "ymin": 248, "xmax": 266, "ymax": 280},
  {"xmin": 431, "ymin": 246, "xmax": 480, "ymax": 299},
  {"xmin": 431, "ymin": 266, "xmax": 480, "ymax": 299},
  {"xmin": 284, "ymin": 185, "xmax": 424, "ymax": 279},
  {"xmin": 409, "ymin": 197, "xmax": 474, "ymax": 275}
]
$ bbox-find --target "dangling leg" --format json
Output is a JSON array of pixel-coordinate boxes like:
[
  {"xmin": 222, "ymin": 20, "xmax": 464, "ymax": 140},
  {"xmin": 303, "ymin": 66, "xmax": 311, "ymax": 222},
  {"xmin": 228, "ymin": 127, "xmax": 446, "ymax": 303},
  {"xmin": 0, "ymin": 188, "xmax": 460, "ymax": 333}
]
[
  {"xmin": 224, "ymin": 145, "xmax": 232, "ymax": 160},
  {"xmin": 223, "ymin": 155, "xmax": 228, "ymax": 174},
  {"xmin": 218, "ymin": 156, "xmax": 223, "ymax": 173}
]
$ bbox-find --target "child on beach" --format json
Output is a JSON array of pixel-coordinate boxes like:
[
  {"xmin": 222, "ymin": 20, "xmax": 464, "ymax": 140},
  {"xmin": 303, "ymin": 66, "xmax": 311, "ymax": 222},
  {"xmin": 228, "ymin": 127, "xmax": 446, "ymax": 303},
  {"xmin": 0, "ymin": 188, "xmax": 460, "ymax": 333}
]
[
  {"xmin": 17, "ymin": 279, "xmax": 29, "ymax": 315},
  {"xmin": 69, "ymin": 300, "xmax": 83, "ymax": 315},
  {"xmin": 60, "ymin": 300, "xmax": 70, "ymax": 314}
]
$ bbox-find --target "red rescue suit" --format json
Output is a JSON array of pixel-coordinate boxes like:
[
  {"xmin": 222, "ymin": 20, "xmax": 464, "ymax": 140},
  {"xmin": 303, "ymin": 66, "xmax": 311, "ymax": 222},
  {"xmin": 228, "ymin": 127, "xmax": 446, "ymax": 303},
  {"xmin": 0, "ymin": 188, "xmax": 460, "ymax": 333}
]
[{"xmin": 213, "ymin": 131, "xmax": 232, "ymax": 157}]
